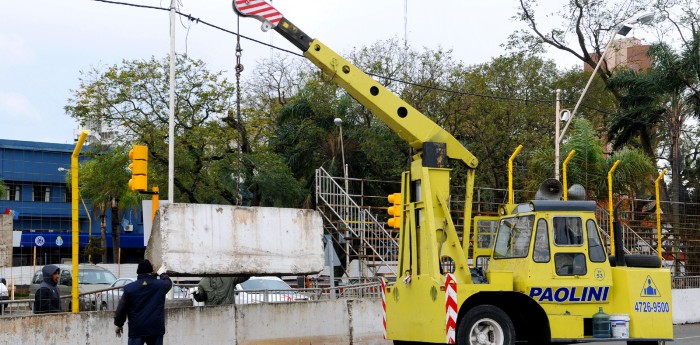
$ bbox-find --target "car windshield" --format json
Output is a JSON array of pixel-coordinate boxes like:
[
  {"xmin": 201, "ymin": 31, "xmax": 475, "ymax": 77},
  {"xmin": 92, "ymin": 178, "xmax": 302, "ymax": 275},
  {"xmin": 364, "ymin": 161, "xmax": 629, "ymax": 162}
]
[
  {"xmin": 79, "ymin": 269, "xmax": 117, "ymax": 285},
  {"xmin": 240, "ymin": 279, "xmax": 291, "ymax": 291}
]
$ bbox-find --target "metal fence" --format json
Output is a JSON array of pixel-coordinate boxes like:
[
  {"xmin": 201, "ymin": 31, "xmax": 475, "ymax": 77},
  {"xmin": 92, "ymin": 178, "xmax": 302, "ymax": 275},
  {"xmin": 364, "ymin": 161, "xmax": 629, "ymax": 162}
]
[{"xmin": 327, "ymin": 174, "xmax": 700, "ymax": 277}]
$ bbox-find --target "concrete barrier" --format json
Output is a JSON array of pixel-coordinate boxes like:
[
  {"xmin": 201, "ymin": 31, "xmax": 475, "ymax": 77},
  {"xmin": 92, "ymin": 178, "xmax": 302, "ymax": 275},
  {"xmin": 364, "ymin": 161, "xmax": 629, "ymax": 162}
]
[
  {"xmin": 2, "ymin": 289, "xmax": 700, "ymax": 344},
  {"xmin": 146, "ymin": 204, "xmax": 325, "ymax": 277},
  {"xmin": 672, "ymin": 288, "xmax": 700, "ymax": 324},
  {"xmin": 0, "ymin": 299, "xmax": 391, "ymax": 345}
]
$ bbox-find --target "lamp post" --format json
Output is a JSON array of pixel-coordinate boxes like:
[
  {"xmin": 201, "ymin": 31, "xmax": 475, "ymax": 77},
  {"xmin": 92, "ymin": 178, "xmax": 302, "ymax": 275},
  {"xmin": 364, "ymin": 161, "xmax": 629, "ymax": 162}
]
[
  {"xmin": 554, "ymin": 11, "xmax": 655, "ymax": 179},
  {"xmin": 334, "ymin": 117, "xmax": 350, "ymax": 278}
]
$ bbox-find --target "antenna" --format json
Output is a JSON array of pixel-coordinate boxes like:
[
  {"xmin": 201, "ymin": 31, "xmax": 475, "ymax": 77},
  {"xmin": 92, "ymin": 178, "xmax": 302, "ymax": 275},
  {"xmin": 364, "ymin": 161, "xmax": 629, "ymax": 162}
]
[{"xmin": 403, "ymin": 0, "xmax": 408, "ymax": 47}]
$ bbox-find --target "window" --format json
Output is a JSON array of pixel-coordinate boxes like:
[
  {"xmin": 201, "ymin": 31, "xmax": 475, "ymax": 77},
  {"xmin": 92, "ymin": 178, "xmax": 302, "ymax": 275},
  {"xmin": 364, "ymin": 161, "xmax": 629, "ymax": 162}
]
[
  {"xmin": 33, "ymin": 185, "xmax": 51, "ymax": 202},
  {"xmin": 587, "ymin": 219, "xmax": 607, "ymax": 262},
  {"xmin": 4, "ymin": 183, "xmax": 20, "ymax": 201},
  {"xmin": 553, "ymin": 217, "xmax": 583, "ymax": 245},
  {"xmin": 555, "ymin": 253, "xmax": 587, "ymax": 276},
  {"xmin": 493, "ymin": 215, "xmax": 534, "ymax": 259},
  {"xmin": 533, "ymin": 219, "xmax": 550, "ymax": 263},
  {"xmin": 64, "ymin": 187, "xmax": 72, "ymax": 203}
]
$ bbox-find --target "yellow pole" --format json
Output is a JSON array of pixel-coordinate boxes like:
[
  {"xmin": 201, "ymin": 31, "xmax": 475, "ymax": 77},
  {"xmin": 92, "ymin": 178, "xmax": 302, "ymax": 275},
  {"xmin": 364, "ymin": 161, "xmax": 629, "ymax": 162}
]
[
  {"xmin": 508, "ymin": 145, "xmax": 523, "ymax": 204},
  {"xmin": 32, "ymin": 246, "xmax": 36, "ymax": 274},
  {"xmin": 608, "ymin": 160, "xmax": 621, "ymax": 255},
  {"xmin": 71, "ymin": 130, "xmax": 88, "ymax": 313},
  {"xmin": 562, "ymin": 150, "xmax": 576, "ymax": 201},
  {"xmin": 655, "ymin": 169, "xmax": 667, "ymax": 261},
  {"xmin": 152, "ymin": 186, "xmax": 159, "ymax": 221}
]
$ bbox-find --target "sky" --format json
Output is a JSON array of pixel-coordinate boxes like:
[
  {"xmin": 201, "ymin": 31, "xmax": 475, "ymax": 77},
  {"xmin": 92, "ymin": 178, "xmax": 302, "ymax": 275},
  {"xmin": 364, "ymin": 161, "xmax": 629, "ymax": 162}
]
[{"xmin": 0, "ymin": 0, "xmax": 583, "ymax": 144}]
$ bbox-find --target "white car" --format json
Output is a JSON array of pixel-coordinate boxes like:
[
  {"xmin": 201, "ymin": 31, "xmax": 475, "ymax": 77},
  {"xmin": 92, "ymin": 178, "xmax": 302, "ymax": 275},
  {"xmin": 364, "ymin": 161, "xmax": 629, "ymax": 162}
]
[
  {"xmin": 0, "ymin": 278, "xmax": 9, "ymax": 314},
  {"xmin": 99, "ymin": 277, "xmax": 189, "ymax": 310},
  {"xmin": 98, "ymin": 277, "xmax": 135, "ymax": 311},
  {"xmin": 235, "ymin": 276, "xmax": 308, "ymax": 304}
]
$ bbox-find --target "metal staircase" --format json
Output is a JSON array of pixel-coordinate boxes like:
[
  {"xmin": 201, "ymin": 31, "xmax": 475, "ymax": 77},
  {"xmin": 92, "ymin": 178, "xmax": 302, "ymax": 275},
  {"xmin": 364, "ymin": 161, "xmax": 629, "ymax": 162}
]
[
  {"xmin": 315, "ymin": 168, "xmax": 397, "ymax": 278},
  {"xmin": 595, "ymin": 207, "xmax": 662, "ymax": 259}
]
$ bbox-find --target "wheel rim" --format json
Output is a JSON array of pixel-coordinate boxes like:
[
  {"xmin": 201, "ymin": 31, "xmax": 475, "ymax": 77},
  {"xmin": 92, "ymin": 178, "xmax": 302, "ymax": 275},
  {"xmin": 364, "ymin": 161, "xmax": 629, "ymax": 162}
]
[{"xmin": 468, "ymin": 317, "xmax": 504, "ymax": 345}]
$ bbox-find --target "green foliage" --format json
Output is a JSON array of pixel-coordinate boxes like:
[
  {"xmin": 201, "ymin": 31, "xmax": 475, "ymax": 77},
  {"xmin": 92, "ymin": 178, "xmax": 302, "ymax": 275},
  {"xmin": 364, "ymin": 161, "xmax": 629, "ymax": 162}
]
[
  {"xmin": 527, "ymin": 118, "xmax": 655, "ymax": 199},
  {"xmin": 65, "ymin": 55, "xmax": 244, "ymax": 204},
  {"xmin": 247, "ymin": 152, "xmax": 306, "ymax": 207},
  {"xmin": 82, "ymin": 236, "xmax": 105, "ymax": 264}
]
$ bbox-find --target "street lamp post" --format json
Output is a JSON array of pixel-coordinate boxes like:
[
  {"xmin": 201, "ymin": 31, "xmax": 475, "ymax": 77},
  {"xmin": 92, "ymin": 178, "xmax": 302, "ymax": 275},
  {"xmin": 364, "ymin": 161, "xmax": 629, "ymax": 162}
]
[
  {"xmin": 554, "ymin": 11, "xmax": 655, "ymax": 179},
  {"xmin": 334, "ymin": 117, "xmax": 350, "ymax": 278}
]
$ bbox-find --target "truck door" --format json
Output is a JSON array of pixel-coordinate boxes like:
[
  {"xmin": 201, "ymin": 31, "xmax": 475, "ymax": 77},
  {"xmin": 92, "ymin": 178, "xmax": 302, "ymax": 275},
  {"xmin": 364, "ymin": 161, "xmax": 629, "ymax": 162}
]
[{"xmin": 472, "ymin": 216, "xmax": 499, "ymax": 269}]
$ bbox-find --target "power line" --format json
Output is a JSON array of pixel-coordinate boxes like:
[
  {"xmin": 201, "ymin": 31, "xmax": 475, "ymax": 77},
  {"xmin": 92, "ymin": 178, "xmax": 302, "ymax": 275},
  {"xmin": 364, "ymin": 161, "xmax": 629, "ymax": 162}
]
[{"xmin": 95, "ymin": 0, "xmax": 615, "ymax": 115}]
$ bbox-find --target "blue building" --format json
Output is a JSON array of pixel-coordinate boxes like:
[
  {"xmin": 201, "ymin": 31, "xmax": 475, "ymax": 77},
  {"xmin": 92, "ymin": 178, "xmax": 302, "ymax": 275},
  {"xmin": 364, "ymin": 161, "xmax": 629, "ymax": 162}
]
[{"xmin": 0, "ymin": 139, "xmax": 145, "ymax": 266}]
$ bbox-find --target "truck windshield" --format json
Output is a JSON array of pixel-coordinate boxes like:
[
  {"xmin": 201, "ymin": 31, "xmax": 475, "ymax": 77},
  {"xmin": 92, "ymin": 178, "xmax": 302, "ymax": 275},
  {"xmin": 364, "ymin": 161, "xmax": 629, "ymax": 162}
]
[{"xmin": 493, "ymin": 215, "xmax": 535, "ymax": 259}]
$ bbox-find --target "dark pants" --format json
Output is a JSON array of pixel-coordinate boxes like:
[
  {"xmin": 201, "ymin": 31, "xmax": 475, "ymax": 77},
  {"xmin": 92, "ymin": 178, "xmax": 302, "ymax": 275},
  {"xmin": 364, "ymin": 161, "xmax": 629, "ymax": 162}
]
[{"xmin": 128, "ymin": 335, "xmax": 164, "ymax": 345}]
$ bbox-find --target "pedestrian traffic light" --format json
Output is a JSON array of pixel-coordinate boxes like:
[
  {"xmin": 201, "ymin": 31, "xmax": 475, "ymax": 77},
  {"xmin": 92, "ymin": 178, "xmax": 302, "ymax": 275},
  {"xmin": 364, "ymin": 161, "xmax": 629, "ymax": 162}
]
[
  {"xmin": 387, "ymin": 193, "xmax": 402, "ymax": 229},
  {"xmin": 128, "ymin": 145, "xmax": 148, "ymax": 192}
]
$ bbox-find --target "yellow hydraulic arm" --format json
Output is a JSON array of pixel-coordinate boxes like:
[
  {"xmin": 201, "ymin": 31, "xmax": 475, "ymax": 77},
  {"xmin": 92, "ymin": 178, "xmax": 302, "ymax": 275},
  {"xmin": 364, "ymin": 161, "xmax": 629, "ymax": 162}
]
[{"xmin": 233, "ymin": 0, "xmax": 478, "ymax": 284}]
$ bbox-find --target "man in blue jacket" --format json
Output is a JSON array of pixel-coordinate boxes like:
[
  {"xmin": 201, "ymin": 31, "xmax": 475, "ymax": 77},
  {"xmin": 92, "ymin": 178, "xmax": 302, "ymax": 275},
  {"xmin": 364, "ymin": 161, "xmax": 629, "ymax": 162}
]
[{"xmin": 114, "ymin": 259, "xmax": 172, "ymax": 345}]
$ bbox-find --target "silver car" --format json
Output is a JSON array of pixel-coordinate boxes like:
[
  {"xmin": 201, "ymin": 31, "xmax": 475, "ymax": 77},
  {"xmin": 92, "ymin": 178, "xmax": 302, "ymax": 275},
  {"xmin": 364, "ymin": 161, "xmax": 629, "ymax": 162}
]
[{"xmin": 99, "ymin": 277, "xmax": 188, "ymax": 310}]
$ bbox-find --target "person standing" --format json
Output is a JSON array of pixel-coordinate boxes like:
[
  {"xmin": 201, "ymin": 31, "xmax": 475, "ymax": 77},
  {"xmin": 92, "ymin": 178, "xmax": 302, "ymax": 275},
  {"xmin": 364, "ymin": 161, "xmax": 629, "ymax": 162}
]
[
  {"xmin": 33, "ymin": 264, "xmax": 62, "ymax": 314},
  {"xmin": 114, "ymin": 259, "xmax": 172, "ymax": 345}
]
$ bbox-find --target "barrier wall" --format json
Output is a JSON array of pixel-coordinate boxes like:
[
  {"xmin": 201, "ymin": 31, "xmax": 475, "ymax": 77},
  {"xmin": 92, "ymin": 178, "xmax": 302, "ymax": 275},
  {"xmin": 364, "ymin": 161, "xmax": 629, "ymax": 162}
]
[
  {"xmin": 0, "ymin": 299, "xmax": 390, "ymax": 345},
  {"xmin": 1, "ymin": 291, "xmax": 699, "ymax": 345},
  {"xmin": 672, "ymin": 288, "xmax": 700, "ymax": 324}
]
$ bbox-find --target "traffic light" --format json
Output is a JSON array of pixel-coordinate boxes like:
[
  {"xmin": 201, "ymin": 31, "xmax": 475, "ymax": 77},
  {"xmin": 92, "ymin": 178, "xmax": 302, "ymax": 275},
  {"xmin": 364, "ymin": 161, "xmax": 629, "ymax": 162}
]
[
  {"xmin": 128, "ymin": 145, "xmax": 148, "ymax": 192},
  {"xmin": 387, "ymin": 192, "xmax": 402, "ymax": 229}
]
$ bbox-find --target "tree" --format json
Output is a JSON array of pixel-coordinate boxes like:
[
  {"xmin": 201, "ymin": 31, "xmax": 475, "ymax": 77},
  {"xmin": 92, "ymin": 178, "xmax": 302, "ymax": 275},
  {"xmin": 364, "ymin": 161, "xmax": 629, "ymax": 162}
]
[
  {"xmin": 527, "ymin": 118, "xmax": 656, "ymax": 199},
  {"xmin": 608, "ymin": 36, "xmax": 700, "ymax": 206},
  {"xmin": 65, "ymin": 55, "xmax": 242, "ymax": 204},
  {"xmin": 76, "ymin": 146, "xmax": 140, "ymax": 263}
]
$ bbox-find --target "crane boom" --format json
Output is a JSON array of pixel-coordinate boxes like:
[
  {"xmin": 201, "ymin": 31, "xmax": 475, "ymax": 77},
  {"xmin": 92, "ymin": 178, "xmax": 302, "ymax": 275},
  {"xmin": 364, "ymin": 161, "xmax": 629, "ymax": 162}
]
[{"xmin": 232, "ymin": 0, "xmax": 478, "ymax": 168}]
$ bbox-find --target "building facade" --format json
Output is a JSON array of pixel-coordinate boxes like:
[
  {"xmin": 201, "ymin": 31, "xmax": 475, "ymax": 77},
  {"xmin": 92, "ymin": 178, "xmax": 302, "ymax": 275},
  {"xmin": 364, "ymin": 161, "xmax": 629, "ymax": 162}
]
[
  {"xmin": 585, "ymin": 37, "xmax": 652, "ymax": 73},
  {"xmin": 0, "ymin": 139, "xmax": 145, "ymax": 266}
]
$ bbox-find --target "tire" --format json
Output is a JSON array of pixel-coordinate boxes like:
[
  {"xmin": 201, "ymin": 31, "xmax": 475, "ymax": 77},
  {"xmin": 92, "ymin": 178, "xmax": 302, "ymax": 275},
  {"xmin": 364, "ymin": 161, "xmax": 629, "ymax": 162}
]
[
  {"xmin": 457, "ymin": 305, "xmax": 515, "ymax": 345},
  {"xmin": 627, "ymin": 341, "xmax": 661, "ymax": 345},
  {"xmin": 100, "ymin": 302, "xmax": 107, "ymax": 311},
  {"xmin": 625, "ymin": 254, "xmax": 662, "ymax": 268}
]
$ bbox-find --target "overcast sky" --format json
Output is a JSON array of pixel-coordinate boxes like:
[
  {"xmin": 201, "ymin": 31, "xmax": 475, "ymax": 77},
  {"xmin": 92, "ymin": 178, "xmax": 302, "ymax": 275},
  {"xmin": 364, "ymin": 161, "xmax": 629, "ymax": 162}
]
[{"xmin": 1, "ymin": 0, "xmax": 583, "ymax": 144}]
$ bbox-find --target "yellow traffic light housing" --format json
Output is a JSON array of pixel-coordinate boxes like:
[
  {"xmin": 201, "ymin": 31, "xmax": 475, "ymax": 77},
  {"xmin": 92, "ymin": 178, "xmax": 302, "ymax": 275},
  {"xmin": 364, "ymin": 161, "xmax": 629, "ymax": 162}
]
[
  {"xmin": 128, "ymin": 145, "xmax": 148, "ymax": 192},
  {"xmin": 387, "ymin": 192, "xmax": 402, "ymax": 229}
]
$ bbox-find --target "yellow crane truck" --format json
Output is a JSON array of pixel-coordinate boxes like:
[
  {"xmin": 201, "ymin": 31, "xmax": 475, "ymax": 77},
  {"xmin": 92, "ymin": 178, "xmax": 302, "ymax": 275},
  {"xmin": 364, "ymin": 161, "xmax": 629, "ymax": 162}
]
[{"xmin": 232, "ymin": 1, "xmax": 673, "ymax": 344}]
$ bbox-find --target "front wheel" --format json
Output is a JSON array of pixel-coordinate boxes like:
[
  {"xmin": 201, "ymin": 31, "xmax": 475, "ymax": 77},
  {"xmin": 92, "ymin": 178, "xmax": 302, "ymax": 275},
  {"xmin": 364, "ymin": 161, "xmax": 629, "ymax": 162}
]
[{"xmin": 457, "ymin": 305, "xmax": 515, "ymax": 345}]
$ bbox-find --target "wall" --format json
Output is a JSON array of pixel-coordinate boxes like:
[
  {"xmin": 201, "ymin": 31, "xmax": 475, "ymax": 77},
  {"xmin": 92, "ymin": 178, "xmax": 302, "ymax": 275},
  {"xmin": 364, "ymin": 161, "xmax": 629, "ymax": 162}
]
[
  {"xmin": 672, "ymin": 288, "xmax": 700, "ymax": 324},
  {"xmin": 0, "ymin": 299, "xmax": 391, "ymax": 345}
]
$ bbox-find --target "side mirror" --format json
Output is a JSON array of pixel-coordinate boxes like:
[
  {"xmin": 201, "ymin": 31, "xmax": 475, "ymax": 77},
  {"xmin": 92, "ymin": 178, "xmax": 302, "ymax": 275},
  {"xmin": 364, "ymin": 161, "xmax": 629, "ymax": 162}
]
[{"xmin": 60, "ymin": 278, "xmax": 72, "ymax": 286}]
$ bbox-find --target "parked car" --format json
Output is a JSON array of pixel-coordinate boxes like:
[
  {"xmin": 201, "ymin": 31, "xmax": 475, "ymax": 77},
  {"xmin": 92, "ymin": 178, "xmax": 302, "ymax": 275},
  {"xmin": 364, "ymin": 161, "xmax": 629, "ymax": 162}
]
[
  {"xmin": 0, "ymin": 278, "xmax": 9, "ymax": 313},
  {"xmin": 235, "ymin": 276, "xmax": 309, "ymax": 304},
  {"xmin": 98, "ymin": 277, "xmax": 134, "ymax": 311},
  {"xmin": 29, "ymin": 264, "xmax": 117, "ymax": 311},
  {"xmin": 98, "ymin": 277, "xmax": 188, "ymax": 310}
]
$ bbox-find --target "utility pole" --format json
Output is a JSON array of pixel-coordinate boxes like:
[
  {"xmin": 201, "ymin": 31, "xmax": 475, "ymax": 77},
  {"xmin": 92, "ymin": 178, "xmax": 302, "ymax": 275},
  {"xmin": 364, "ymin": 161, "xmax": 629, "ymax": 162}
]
[{"xmin": 168, "ymin": 0, "xmax": 176, "ymax": 203}]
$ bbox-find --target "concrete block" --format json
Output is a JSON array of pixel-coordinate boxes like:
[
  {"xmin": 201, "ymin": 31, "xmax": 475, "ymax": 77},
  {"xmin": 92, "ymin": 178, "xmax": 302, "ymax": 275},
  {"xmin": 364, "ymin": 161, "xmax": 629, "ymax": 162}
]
[
  {"xmin": 146, "ymin": 204, "xmax": 324, "ymax": 276},
  {"xmin": 235, "ymin": 301, "xmax": 350, "ymax": 345}
]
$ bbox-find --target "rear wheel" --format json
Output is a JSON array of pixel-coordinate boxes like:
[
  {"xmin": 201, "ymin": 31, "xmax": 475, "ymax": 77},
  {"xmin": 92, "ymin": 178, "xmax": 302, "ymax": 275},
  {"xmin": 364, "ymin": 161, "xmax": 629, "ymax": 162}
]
[
  {"xmin": 627, "ymin": 341, "xmax": 664, "ymax": 345},
  {"xmin": 457, "ymin": 305, "xmax": 515, "ymax": 345},
  {"xmin": 100, "ymin": 301, "xmax": 108, "ymax": 311}
]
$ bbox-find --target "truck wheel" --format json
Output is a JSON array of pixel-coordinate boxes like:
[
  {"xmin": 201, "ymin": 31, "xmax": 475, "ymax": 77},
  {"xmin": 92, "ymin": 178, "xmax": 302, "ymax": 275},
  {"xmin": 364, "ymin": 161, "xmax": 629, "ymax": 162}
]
[
  {"xmin": 457, "ymin": 305, "xmax": 515, "ymax": 345},
  {"xmin": 627, "ymin": 341, "xmax": 662, "ymax": 345}
]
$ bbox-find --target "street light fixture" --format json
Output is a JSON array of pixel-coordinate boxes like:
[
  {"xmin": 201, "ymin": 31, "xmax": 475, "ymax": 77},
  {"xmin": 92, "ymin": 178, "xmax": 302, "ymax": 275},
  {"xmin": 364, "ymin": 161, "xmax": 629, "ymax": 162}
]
[{"xmin": 554, "ymin": 11, "xmax": 655, "ymax": 179}]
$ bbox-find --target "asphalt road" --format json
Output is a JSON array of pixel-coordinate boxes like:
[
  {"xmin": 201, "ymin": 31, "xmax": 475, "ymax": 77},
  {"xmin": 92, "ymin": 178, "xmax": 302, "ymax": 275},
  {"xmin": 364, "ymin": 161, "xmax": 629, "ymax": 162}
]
[{"xmin": 593, "ymin": 323, "xmax": 700, "ymax": 344}]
